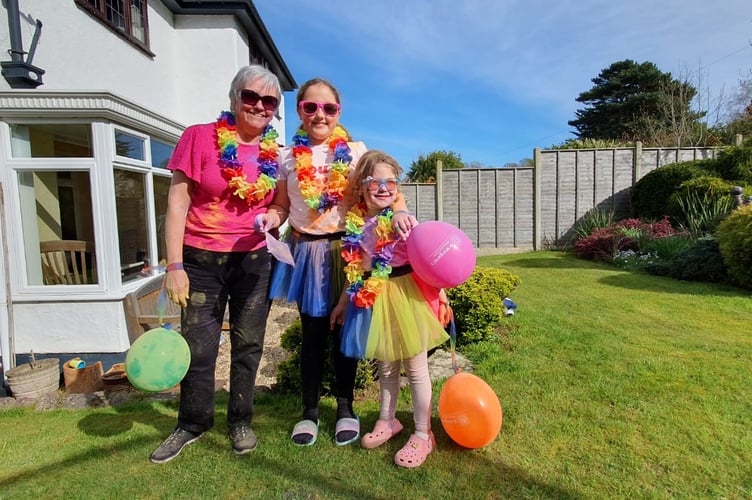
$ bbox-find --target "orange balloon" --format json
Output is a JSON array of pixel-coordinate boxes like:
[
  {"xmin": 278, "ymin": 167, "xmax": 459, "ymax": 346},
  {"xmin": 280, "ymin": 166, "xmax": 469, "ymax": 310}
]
[{"xmin": 438, "ymin": 372, "xmax": 503, "ymax": 449}]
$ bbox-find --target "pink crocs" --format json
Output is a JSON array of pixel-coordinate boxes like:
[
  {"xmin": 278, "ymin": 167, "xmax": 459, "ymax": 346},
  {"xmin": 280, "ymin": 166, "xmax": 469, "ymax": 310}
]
[
  {"xmin": 361, "ymin": 418, "xmax": 404, "ymax": 449},
  {"xmin": 394, "ymin": 432, "xmax": 435, "ymax": 468}
]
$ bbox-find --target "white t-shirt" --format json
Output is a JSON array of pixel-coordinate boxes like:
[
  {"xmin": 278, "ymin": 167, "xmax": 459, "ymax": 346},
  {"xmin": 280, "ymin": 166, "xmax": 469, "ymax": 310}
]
[{"xmin": 278, "ymin": 141, "xmax": 367, "ymax": 234}]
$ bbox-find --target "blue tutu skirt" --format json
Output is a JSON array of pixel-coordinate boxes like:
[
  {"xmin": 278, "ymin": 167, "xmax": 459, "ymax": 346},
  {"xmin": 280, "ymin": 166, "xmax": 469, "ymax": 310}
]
[
  {"xmin": 341, "ymin": 274, "xmax": 449, "ymax": 362},
  {"xmin": 269, "ymin": 233, "xmax": 344, "ymax": 317}
]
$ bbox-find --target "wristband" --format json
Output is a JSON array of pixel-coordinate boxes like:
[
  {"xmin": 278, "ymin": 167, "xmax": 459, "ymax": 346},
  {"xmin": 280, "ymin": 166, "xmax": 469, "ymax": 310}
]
[
  {"xmin": 166, "ymin": 262, "xmax": 184, "ymax": 272},
  {"xmin": 393, "ymin": 210, "xmax": 409, "ymax": 216}
]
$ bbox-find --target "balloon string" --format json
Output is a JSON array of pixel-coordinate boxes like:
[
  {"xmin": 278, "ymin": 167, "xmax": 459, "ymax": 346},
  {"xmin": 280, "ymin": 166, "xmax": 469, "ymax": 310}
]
[
  {"xmin": 449, "ymin": 317, "xmax": 458, "ymax": 374},
  {"xmin": 157, "ymin": 275, "xmax": 168, "ymax": 327}
]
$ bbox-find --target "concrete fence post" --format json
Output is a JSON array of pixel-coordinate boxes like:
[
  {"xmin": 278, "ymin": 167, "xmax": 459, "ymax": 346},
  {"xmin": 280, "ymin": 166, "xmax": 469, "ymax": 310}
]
[
  {"xmin": 436, "ymin": 159, "xmax": 444, "ymax": 221},
  {"xmin": 533, "ymin": 148, "xmax": 541, "ymax": 251}
]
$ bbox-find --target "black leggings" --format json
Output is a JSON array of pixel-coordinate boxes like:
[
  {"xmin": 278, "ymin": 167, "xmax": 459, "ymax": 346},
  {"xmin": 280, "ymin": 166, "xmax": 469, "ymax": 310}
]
[{"xmin": 299, "ymin": 314, "xmax": 357, "ymax": 414}]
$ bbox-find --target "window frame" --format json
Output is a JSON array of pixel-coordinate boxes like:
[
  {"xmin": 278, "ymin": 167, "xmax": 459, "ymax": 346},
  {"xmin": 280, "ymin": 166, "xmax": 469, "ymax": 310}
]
[{"xmin": 74, "ymin": 0, "xmax": 154, "ymax": 57}]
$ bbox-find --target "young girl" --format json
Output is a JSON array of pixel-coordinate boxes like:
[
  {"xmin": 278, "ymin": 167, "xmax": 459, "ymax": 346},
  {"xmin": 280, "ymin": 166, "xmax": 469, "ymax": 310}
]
[
  {"xmin": 331, "ymin": 150, "xmax": 449, "ymax": 468},
  {"xmin": 259, "ymin": 79, "xmax": 415, "ymax": 447}
]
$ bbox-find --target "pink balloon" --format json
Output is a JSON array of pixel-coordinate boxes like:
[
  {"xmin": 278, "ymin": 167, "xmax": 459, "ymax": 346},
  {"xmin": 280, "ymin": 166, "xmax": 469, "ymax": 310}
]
[{"xmin": 407, "ymin": 221, "xmax": 476, "ymax": 288}]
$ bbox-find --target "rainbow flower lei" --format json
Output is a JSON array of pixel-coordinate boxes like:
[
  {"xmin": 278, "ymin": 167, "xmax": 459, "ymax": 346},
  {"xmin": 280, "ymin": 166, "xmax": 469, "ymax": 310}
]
[
  {"xmin": 292, "ymin": 125, "xmax": 351, "ymax": 212},
  {"xmin": 342, "ymin": 205, "xmax": 398, "ymax": 308},
  {"xmin": 216, "ymin": 111, "xmax": 279, "ymax": 205}
]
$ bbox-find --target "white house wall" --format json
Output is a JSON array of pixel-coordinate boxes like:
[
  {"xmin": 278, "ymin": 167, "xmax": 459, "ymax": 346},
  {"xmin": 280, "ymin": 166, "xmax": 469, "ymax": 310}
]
[
  {"xmin": 0, "ymin": 1, "xmax": 282, "ymax": 130},
  {"xmin": 13, "ymin": 301, "xmax": 130, "ymax": 353},
  {"xmin": 0, "ymin": 1, "xmax": 293, "ymax": 365}
]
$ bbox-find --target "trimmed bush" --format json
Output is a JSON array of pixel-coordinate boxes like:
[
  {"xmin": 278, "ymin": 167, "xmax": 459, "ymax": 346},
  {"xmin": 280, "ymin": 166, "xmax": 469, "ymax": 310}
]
[
  {"xmin": 446, "ymin": 266, "xmax": 522, "ymax": 346},
  {"xmin": 716, "ymin": 204, "xmax": 752, "ymax": 289},
  {"xmin": 708, "ymin": 143, "xmax": 752, "ymax": 184},
  {"xmin": 631, "ymin": 160, "xmax": 709, "ymax": 220}
]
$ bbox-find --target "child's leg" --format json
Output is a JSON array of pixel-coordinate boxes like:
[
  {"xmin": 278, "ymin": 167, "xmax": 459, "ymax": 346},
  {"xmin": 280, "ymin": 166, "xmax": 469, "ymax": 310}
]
[
  {"xmin": 404, "ymin": 350, "xmax": 432, "ymax": 438},
  {"xmin": 379, "ymin": 359, "xmax": 401, "ymax": 420}
]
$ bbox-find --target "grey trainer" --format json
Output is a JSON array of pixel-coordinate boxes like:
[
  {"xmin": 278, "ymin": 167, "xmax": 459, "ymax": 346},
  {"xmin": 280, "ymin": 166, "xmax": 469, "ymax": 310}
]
[
  {"xmin": 150, "ymin": 428, "xmax": 202, "ymax": 464},
  {"xmin": 229, "ymin": 423, "xmax": 257, "ymax": 455}
]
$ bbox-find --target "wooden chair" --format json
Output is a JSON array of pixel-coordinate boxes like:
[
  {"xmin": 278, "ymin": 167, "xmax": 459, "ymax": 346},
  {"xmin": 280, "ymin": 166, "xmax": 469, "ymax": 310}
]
[
  {"xmin": 123, "ymin": 275, "xmax": 182, "ymax": 343},
  {"xmin": 40, "ymin": 240, "xmax": 94, "ymax": 285}
]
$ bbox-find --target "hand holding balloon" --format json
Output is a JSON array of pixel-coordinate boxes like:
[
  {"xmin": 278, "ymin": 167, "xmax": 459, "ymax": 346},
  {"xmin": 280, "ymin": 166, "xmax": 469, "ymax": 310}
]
[{"xmin": 393, "ymin": 210, "xmax": 418, "ymax": 240}]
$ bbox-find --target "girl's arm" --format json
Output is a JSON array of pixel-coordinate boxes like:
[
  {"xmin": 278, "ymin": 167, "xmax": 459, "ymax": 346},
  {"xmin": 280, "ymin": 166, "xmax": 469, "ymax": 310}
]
[
  {"xmin": 392, "ymin": 192, "xmax": 418, "ymax": 239},
  {"xmin": 330, "ymin": 288, "xmax": 349, "ymax": 330}
]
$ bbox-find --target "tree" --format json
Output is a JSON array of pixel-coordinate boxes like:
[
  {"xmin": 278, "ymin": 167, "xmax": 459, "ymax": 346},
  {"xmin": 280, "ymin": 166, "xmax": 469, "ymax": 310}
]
[
  {"xmin": 569, "ymin": 60, "xmax": 699, "ymax": 142},
  {"xmin": 714, "ymin": 71, "xmax": 752, "ymax": 142},
  {"xmin": 406, "ymin": 150, "xmax": 463, "ymax": 182}
]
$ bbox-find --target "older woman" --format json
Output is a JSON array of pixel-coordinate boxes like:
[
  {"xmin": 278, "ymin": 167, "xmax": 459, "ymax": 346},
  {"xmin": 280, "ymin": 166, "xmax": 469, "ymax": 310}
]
[{"xmin": 150, "ymin": 65, "xmax": 288, "ymax": 464}]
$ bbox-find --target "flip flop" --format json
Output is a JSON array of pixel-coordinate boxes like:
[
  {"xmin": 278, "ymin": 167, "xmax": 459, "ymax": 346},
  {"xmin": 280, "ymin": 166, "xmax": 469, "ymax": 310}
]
[
  {"xmin": 291, "ymin": 419, "xmax": 318, "ymax": 446},
  {"xmin": 334, "ymin": 416, "xmax": 360, "ymax": 446}
]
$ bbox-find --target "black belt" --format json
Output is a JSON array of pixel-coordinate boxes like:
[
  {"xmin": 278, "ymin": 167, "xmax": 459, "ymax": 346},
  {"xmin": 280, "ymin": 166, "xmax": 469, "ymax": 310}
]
[
  {"xmin": 391, "ymin": 264, "xmax": 413, "ymax": 277},
  {"xmin": 364, "ymin": 264, "xmax": 412, "ymax": 279},
  {"xmin": 292, "ymin": 230, "xmax": 346, "ymax": 242}
]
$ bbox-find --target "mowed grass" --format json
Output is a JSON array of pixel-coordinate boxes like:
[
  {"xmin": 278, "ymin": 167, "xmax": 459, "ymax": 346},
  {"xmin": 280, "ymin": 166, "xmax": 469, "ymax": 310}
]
[{"xmin": 1, "ymin": 251, "xmax": 750, "ymax": 499}]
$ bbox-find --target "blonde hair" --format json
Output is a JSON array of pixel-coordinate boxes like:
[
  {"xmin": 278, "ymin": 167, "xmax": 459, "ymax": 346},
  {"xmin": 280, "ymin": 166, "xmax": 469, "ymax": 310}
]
[{"xmin": 350, "ymin": 150, "xmax": 403, "ymax": 204}]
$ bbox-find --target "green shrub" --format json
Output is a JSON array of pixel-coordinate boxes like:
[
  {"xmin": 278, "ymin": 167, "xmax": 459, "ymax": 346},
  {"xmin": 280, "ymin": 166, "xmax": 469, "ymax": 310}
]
[
  {"xmin": 664, "ymin": 175, "xmax": 736, "ymax": 236},
  {"xmin": 650, "ymin": 236, "xmax": 727, "ymax": 282},
  {"xmin": 631, "ymin": 160, "xmax": 709, "ymax": 220},
  {"xmin": 446, "ymin": 266, "xmax": 522, "ymax": 347},
  {"xmin": 570, "ymin": 207, "xmax": 615, "ymax": 244},
  {"xmin": 716, "ymin": 204, "xmax": 752, "ymax": 289},
  {"xmin": 643, "ymin": 234, "xmax": 693, "ymax": 260},
  {"xmin": 275, "ymin": 320, "xmax": 376, "ymax": 395},
  {"xmin": 708, "ymin": 143, "xmax": 752, "ymax": 184}
]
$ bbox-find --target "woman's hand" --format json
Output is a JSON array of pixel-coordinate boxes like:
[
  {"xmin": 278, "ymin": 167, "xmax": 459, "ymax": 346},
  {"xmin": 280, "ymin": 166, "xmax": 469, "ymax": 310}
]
[
  {"xmin": 392, "ymin": 210, "xmax": 418, "ymax": 240},
  {"xmin": 165, "ymin": 269, "xmax": 190, "ymax": 308},
  {"xmin": 255, "ymin": 212, "xmax": 280, "ymax": 233}
]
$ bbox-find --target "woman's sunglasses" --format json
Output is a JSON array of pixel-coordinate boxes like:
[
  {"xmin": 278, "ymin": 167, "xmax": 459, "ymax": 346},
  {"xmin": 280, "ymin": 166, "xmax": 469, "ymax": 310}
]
[
  {"xmin": 362, "ymin": 177, "xmax": 399, "ymax": 192},
  {"xmin": 298, "ymin": 101, "xmax": 340, "ymax": 117},
  {"xmin": 238, "ymin": 89, "xmax": 279, "ymax": 111}
]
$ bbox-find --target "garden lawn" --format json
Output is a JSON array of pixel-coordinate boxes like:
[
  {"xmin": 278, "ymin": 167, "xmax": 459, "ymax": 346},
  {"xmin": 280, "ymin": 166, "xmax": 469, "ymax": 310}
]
[{"xmin": 1, "ymin": 251, "xmax": 750, "ymax": 499}]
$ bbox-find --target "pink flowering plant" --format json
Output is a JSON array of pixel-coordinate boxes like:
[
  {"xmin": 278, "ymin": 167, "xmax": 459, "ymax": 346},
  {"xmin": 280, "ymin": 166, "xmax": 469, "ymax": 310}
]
[{"xmin": 573, "ymin": 216, "xmax": 678, "ymax": 263}]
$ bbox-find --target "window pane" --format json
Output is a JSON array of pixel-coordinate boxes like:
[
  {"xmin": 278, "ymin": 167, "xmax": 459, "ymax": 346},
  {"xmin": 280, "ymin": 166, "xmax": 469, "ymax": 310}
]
[
  {"xmin": 10, "ymin": 124, "xmax": 92, "ymax": 158},
  {"xmin": 114, "ymin": 169, "xmax": 148, "ymax": 282},
  {"xmin": 106, "ymin": 0, "xmax": 126, "ymax": 31},
  {"xmin": 151, "ymin": 139, "xmax": 174, "ymax": 169},
  {"xmin": 130, "ymin": 0, "xmax": 146, "ymax": 42},
  {"xmin": 153, "ymin": 175, "xmax": 171, "ymax": 264},
  {"xmin": 18, "ymin": 170, "xmax": 98, "ymax": 286},
  {"xmin": 115, "ymin": 130, "xmax": 145, "ymax": 161}
]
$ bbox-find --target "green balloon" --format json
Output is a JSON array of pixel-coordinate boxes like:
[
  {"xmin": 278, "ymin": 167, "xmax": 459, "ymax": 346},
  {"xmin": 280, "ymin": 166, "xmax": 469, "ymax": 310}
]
[{"xmin": 125, "ymin": 327, "xmax": 191, "ymax": 392}]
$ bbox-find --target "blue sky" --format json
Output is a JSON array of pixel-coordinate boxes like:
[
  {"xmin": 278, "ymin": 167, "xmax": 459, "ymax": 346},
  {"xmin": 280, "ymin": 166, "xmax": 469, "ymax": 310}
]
[{"xmin": 255, "ymin": 1, "xmax": 752, "ymax": 170}]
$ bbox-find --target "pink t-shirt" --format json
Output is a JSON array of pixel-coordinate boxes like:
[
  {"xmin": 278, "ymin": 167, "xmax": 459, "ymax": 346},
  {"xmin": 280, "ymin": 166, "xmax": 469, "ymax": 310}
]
[{"xmin": 168, "ymin": 122, "xmax": 273, "ymax": 252}]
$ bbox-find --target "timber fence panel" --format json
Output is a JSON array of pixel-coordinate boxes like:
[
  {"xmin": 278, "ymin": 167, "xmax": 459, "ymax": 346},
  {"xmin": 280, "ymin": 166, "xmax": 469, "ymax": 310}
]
[
  {"xmin": 478, "ymin": 169, "xmax": 498, "ymax": 248},
  {"xmin": 458, "ymin": 170, "xmax": 480, "ymax": 247},
  {"xmin": 401, "ymin": 145, "xmax": 719, "ymax": 252}
]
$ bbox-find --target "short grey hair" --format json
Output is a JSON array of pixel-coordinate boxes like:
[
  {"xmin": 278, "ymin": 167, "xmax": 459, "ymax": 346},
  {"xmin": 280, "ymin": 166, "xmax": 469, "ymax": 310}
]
[{"xmin": 228, "ymin": 65, "xmax": 282, "ymax": 111}]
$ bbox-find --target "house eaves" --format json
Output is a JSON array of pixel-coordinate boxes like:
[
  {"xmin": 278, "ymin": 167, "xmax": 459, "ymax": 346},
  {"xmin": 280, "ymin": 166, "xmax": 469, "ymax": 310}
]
[{"xmin": 161, "ymin": 0, "xmax": 296, "ymax": 91}]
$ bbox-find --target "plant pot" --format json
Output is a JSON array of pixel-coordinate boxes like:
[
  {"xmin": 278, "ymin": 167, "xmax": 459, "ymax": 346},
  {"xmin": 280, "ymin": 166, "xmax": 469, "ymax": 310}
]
[
  {"xmin": 6, "ymin": 358, "xmax": 60, "ymax": 399},
  {"xmin": 63, "ymin": 359, "xmax": 104, "ymax": 394}
]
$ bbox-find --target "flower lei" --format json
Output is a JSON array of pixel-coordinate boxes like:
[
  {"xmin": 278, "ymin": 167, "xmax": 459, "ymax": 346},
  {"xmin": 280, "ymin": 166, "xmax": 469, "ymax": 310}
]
[
  {"xmin": 215, "ymin": 111, "xmax": 279, "ymax": 205},
  {"xmin": 292, "ymin": 125, "xmax": 352, "ymax": 212},
  {"xmin": 342, "ymin": 205, "xmax": 398, "ymax": 308}
]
